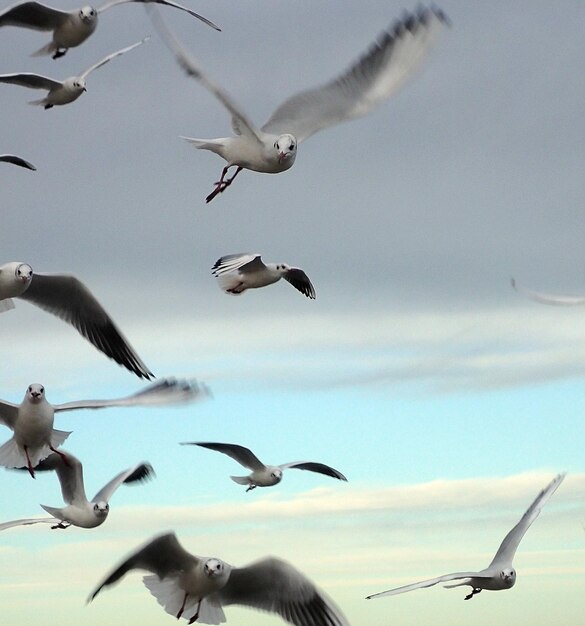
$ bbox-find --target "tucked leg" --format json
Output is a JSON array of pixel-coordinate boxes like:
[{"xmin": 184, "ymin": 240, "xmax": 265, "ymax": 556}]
[
  {"xmin": 52, "ymin": 48, "xmax": 66, "ymax": 59},
  {"xmin": 245, "ymin": 484, "xmax": 256, "ymax": 492},
  {"xmin": 188, "ymin": 599, "xmax": 202, "ymax": 624},
  {"xmin": 464, "ymin": 587, "xmax": 482, "ymax": 600},
  {"xmin": 23, "ymin": 446, "xmax": 35, "ymax": 479},
  {"xmin": 205, "ymin": 166, "xmax": 243, "ymax": 203}
]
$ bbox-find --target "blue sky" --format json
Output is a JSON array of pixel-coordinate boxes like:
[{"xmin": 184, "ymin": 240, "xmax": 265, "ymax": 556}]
[{"xmin": 1, "ymin": 1, "xmax": 585, "ymax": 625}]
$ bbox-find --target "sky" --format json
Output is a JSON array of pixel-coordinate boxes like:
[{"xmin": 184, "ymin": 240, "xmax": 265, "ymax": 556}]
[{"xmin": 0, "ymin": 1, "xmax": 584, "ymax": 625}]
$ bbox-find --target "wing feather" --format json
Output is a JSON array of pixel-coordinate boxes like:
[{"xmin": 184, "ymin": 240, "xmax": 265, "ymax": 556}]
[
  {"xmin": 283, "ymin": 268, "xmax": 315, "ymax": 299},
  {"xmin": 0, "ymin": 154, "xmax": 36, "ymax": 169},
  {"xmin": 183, "ymin": 442, "xmax": 266, "ymax": 471},
  {"xmin": 92, "ymin": 462, "xmax": 154, "ymax": 503},
  {"xmin": 366, "ymin": 571, "xmax": 482, "ymax": 599},
  {"xmin": 0, "ymin": 2, "xmax": 70, "ymax": 30},
  {"xmin": 279, "ymin": 462, "xmax": 346, "ymax": 482},
  {"xmin": 0, "ymin": 72, "xmax": 61, "ymax": 90}
]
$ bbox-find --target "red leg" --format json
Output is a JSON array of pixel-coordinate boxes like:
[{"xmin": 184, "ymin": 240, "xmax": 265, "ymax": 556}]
[
  {"xmin": 188, "ymin": 598, "xmax": 202, "ymax": 624},
  {"xmin": 206, "ymin": 166, "xmax": 243, "ymax": 203},
  {"xmin": 50, "ymin": 446, "xmax": 71, "ymax": 467},
  {"xmin": 24, "ymin": 446, "xmax": 35, "ymax": 479}
]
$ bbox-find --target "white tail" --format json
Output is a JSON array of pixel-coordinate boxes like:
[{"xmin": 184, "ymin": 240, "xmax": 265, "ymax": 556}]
[
  {"xmin": 31, "ymin": 42, "xmax": 56, "ymax": 57},
  {"xmin": 230, "ymin": 475, "xmax": 250, "ymax": 485},
  {"xmin": 0, "ymin": 299, "xmax": 15, "ymax": 313}
]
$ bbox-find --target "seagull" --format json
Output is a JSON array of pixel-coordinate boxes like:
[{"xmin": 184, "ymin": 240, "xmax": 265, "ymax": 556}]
[
  {"xmin": 0, "ymin": 0, "xmax": 219, "ymax": 59},
  {"xmin": 149, "ymin": 5, "xmax": 448, "ymax": 202},
  {"xmin": 182, "ymin": 442, "xmax": 347, "ymax": 492},
  {"xmin": 0, "ymin": 450, "xmax": 153, "ymax": 530},
  {"xmin": 0, "ymin": 37, "xmax": 147, "ymax": 108},
  {"xmin": 0, "ymin": 154, "xmax": 36, "ymax": 169},
  {"xmin": 366, "ymin": 473, "xmax": 565, "ymax": 601},
  {"xmin": 511, "ymin": 277, "xmax": 585, "ymax": 306},
  {"xmin": 0, "ymin": 378, "xmax": 208, "ymax": 477},
  {"xmin": 0, "ymin": 261, "xmax": 154, "ymax": 378},
  {"xmin": 211, "ymin": 254, "xmax": 316, "ymax": 298},
  {"xmin": 88, "ymin": 531, "xmax": 350, "ymax": 626}
]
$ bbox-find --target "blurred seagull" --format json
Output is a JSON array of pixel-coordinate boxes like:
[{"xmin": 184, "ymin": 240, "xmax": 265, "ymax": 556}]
[
  {"xmin": 0, "ymin": 378, "xmax": 208, "ymax": 477},
  {"xmin": 366, "ymin": 473, "xmax": 565, "ymax": 601},
  {"xmin": 0, "ymin": 154, "xmax": 36, "ymax": 169},
  {"xmin": 0, "ymin": 261, "xmax": 153, "ymax": 378},
  {"xmin": 0, "ymin": 0, "xmax": 219, "ymax": 59},
  {"xmin": 0, "ymin": 37, "xmax": 147, "ymax": 108},
  {"xmin": 150, "ymin": 5, "xmax": 448, "ymax": 202},
  {"xmin": 182, "ymin": 442, "xmax": 347, "ymax": 492},
  {"xmin": 212, "ymin": 254, "xmax": 315, "ymax": 299},
  {"xmin": 0, "ymin": 450, "xmax": 154, "ymax": 530},
  {"xmin": 511, "ymin": 277, "xmax": 585, "ymax": 306},
  {"xmin": 88, "ymin": 531, "xmax": 350, "ymax": 626}
]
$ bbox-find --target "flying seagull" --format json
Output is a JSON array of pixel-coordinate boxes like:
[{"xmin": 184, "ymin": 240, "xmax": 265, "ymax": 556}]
[
  {"xmin": 511, "ymin": 277, "xmax": 585, "ymax": 306},
  {"xmin": 211, "ymin": 254, "xmax": 316, "ymax": 298},
  {"xmin": 150, "ymin": 5, "xmax": 448, "ymax": 202},
  {"xmin": 182, "ymin": 442, "xmax": 347, "ymax": 492},
  {"xmin": 366, "ymin": 473, "xmax": 565, "ymax": 601},
  {"xmin": 88, "ymin": 531, "xmax": 350, "ymax": 626},
  {"xmin": 0, "ymin": 261, "xmax": 153, "ymax": 378},
  {"xmin": 0, "ymin": 378, "xmax": 208, "ymax": 477},
  {"xmin": 0, "ymin": 0, "xmax": 219, "ymax": 59},
  {"xmin": 0, "ymin": 450, "xmax": 153, "ymax": 530},
  {"xmin": 0, "ymin": 37, "xmax": 147, "ymax": 108},
  {"xmin": 0, "ymin": 154, "xmax": 36, "ymax": 169}
]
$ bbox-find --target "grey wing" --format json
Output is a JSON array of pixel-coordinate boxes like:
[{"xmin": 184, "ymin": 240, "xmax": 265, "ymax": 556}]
[
  {"xmin": 98, "ymin": 0, "xmax": 220, "ymax": 31},
  {"xmin": 218, "ymin": 557, "xmax": 350, "ymax": 626},
  {"xmin": 0, "ymin": 2, "xmax": 70, "ymax": 30},
  {"xmin": 211, "ymin": 254, "xmax": 265, "ymax": 277},
  {"xmin": 366, "ymin": 571, "xmax": 483, "ymax": 599},
  {"xmin": 283, "ymin": 269, "xmax": 315, "ymax": 299},
  {"xmin": 279, "ymin": 462, "xmax": 347, "ymax": 482},
  {"xmin": 0, "ymin": 154, "xmax": 36, "ymax": 170},
  {"xmin": 0, "ymin": 73, "xmax": 61, "ymax": 90},
  {"xmin": 20, "ymin": 273, "xmax": 153, "ymax": 380},
  {"xmin": 511, "ymin": 277, "xmax": 585, "ymax": 306},
  {"xmin": 489, "ymin": 473, "xmax": 566, "ymax": 568},
  {"xmin": 89, "ymin": 532, "xmax": 199, "ymax": 602},
  {"xmin": 148, "ymin": 8, "xmax": 261, "ymax": 143},
  {"xmin": 262, "ymin": 7, "xmax": 448, "ymax": 143},
  {"xmin": 54, "ymin": 377, "xmax": 209, "ymax": 411},
  {"xmin": 79, "ymin": 37, "xmax": 149, "ymax": 79},
  {"xmin": 0, "ymin": 517, "xmax": 55, "ymax": 531},
  {"xmin": 33, "ymin": 451, "xmax": 87, "ymax": 504},
  {"xmin": 92, "ymin": 462, "xmax": 154, "ymax": 503},
  {"xmin": 182, "ymin": 442, "xmax": 266, "ymax": 471},
  {"xmin": 0, "ymin": 400, "xmax": 19, "ymax": 429}
]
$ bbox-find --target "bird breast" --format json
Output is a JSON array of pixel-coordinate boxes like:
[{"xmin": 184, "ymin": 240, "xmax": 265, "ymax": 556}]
[
  {"xmin": 14, "ymin": 404, "xmax": 54, "ymax": 446},
  {"xmin": 54, "ymin": 13, "xmax": 97, "ymax": 48},
  {"xmin": 250, "ymin": 468, "xmax": 281, "ymax": 486},
  {"xmin": 178, "ymin": 566, "xmax": 228, "ymax": 598}
]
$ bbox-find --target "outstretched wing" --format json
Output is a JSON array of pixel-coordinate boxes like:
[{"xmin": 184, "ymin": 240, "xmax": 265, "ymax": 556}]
[
  {"xmin": 92, "ymin": 462, "xmax": 154, "ymax": 503},
  {"xmin": 219, "ymin": 557, "xmax": 350, "ymax": 626},
  {"xmin": 183, "ymin": 442, "xmax": 266, "ymax": 471},
  {"xmin": 20, "ymin": 272, "xmax": 153, "ymax": 379},
  {"xmin": 489, "ymin": 473, "xmax": 566, "ymax": 568},
  {"xmin": 211, "ymin": 254, "xmax": 265, "ymax": 277},
  {"xmin": 279, "ymin": 461, "xmax": 346, "ymax": 481},
  {"xmin": 0, "ymin": 72, "xmax": 61, "ymax": 90},
  {"xmin": 0, "ymin": 400, "xmax": 20, "ymax": 429},
  {"xmin": 0, "ymin": 517, "xmax": 55, "ymax": 531},
  {"xmin": 283, "ymin": 268, "xmax": 315, "ymax": 299},
  {"xmin": 262, "ymin": 6, "xmax": 448, "ymax": 143},
  {"xmin": 33, "ymin": 451, "xmax": 87, "ymax": 505},
  {"xmin": 511, "ymin": 277, "xmax": 585, "ymax": 306},
  {"xmin": 80, "ymin": 37, "xmax": 149, "ymax": 79},
  {"xmin": 88, "ymin": 532, "xmax": 199, "ymax": 602},
  {"xmin": 53, "ymin": 378, "xmax": 209, "ymax": 411},
  {"xmin": 99, "ymin": 0, "xmax": 220, "ymax": 31},
  {"xmin": 0, "ymin": 154, "xmax": 36, "ymax": 170},
  {"xmin": 0, "ymin": 2, "xmax": 70, "ymax": 31},
  {"xmin": 366, "ymin": 571, "xmax": 482, "ymax": 599}
]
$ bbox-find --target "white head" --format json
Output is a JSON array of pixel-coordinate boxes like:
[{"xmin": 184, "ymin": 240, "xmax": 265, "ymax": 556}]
[
  {"xmin": 203, "ymin": 558, "xmax": 225, "ymax": 579},
  {"xmin": 26, "ymin": 383, "xmax": 45, "ymax": 403},
  {"xmin": 70, "ymin": 77, "xmax": 87, "ymax": 93},
  {"xmin": 92, "ymin": 501, "xmax": 109, "ymax": 518},
  {"xmin": 273, "ymin": 134, "xmax": 297, "ymax": 165},
  {"xmin": 15, "ymin": 263, "xmax": 32, "ymax": 285},
  {"xmin": 500, "ymin": 568, "xmax": 516, "ymax": 587},
  {"xmin": 79, "ymin": 6, "xmax": 97, "ymax": 23},
  {"xmin": 274, "ymin": 263, "xmax": 291, "ymax": 276},
  {"xmin": 270, "ymin": 468, "xmax": 283, "ymax": 483}
]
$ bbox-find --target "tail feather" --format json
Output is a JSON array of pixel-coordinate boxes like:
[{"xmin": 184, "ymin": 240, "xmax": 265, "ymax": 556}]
[
  {"xmin": 0, "ymin": 299, "xmax": 15, "ymax": 313},
  {"xmin": 40, "ymin": 504, "xmax": 63, "ymax": 519},
  {"xmin": 0, "ymin": 438, "xmax": 26, "ymax": 469},
  {"xmin": 31, "ymin": 41, "xmax": 56, "ymax": 57},
  {"xmin": 230, "ymin": 475, "xmax": 250, "ymax": 485},
  {"xmin": 215, "ymin": 273, "xmax": 245, "ymax": 295},
  {"xmin": 50, "ymin": 429, "xmax": 71, "ymax": 449},
  {"xmin": 28, "ymin": 97, "xmax": 47, "ymax": 106},
  {"xmin": 180, "ymin": 136, "xmax": 226, "ymax": 156}
]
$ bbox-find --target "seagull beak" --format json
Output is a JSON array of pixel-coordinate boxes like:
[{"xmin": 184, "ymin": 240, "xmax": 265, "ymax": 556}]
[{"xmin": 278, "ymin": 151, "xmax": 287, "ymax": 163}]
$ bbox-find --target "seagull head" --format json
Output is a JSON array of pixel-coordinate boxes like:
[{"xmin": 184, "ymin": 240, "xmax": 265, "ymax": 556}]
[
  {"xmin": 203, "ymin": 558, "xmax": 225, "ymax": 579},
  {"xmin": 73, "ymin": 78, "xmax": 87, "ymax": 93},
  {"xmin": 275, "ymin": 263, "xmax": 291, "ymax": 276},
  {"xmin": 270, "ymin": 468, "xmax": 283, "ymax": 482},
  {"xmin": 93, "ymin": 501, "xmax": 110, "ymax": 518},
  {"xmin": 15, "ymin": 263, "xmax": 33, "ymax": 285},
  {"xmin": 26, "ymin": 384, "xmax": 45, "ymax": 402},
  {"xmin": 274, "ymin": 134, "xmax": 297, "ymax": 165},
  {"xmin": 79, "ymin": 6, "xmax": 97, "ymax": 23},
  {"xmin": 500, "ymin": 568, "xmax": 516, "ymax": 587}
]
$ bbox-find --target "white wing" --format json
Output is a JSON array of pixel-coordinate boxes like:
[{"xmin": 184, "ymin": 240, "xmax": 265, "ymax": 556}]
[
  {"xmin": 79, "ymin": 37, "xmax": 149, "ymax": 79},
  {"xmin": 489, "ymin": 473, "xmax": 566, "ymax": 568},
  {"xmin": 262, "ymin": 7, "xmax": 448, "ymax": 143},
  {"xmin": 0, "ymin": 72, "xmax": 61, "ymax": 90},
  {"xmin": 20, "ymin": 272, "xmax": 153, "ymax": 379},
  {"xmin": 279, "ymin": 461, "xmax": 346, "ymax": 481},
  {"xmin": 366, "ymin": 571, "xmax": 482, "ymax": 599},
  {"xmin": 0, "ymin": 517, "xmax": 55, "ymax": 531},
  {"xmin": 211, "ymin": 254, "xmax": 265, "ymax": 277},
  {"xmin": 0, "ymin": 400, "xmax": 19, "ymax": 429},
  {"xmin": 511, "ymin": 278, "xmax": 585, "ymax": 306},
  {"xmin": 218, "ymin": 557, "xmax": 350, "ymax": 626},
  {"xmin": 0, "ymin": 2, "xmax": 70, "ymax": 31},
  {"xmin": 0, "ymin": 154, "xmax": 36, "ymax": 169},
  {"xmin": 33, "ymin": 451, "xmax": 87, "ymax": 505},
  {"xmin": 183, "ymin": 442, "xmax": 266, "ymax": 471},
  {"xmin": 98, "ymin": 0, "xmax": 220, "ymax": 31},
  {"xmin": 92, "ymin": 461, "xmax": 154, "ymax": 503}
]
